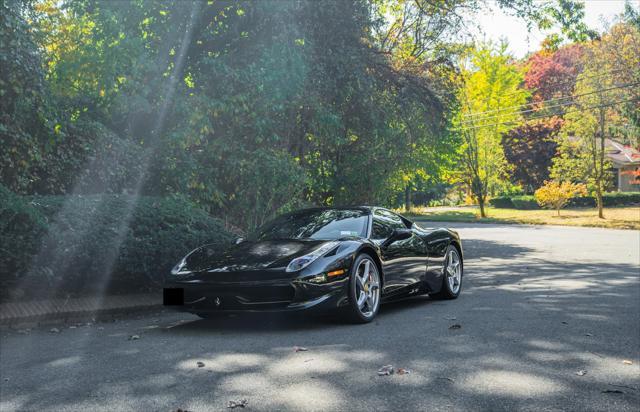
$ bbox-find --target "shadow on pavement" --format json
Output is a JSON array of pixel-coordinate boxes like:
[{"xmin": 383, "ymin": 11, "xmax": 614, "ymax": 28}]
[{"xmin": 2, "ymin": 231, "xmax": 639, "ymax": 411}]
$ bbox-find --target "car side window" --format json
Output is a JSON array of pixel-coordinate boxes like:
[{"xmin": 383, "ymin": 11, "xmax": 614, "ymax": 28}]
[
  {"xmin": 371, "ymin": 209, "xmax": 405, "ymax": 239},
  {"xmin": 372, "ymin": 217, "xmax": 394, "ymax": 240}
]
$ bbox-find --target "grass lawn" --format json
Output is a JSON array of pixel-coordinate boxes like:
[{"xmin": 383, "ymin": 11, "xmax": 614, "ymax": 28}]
[{"xmin": 404, "ymin": 206, "xmax": 640, "ymax": 230}]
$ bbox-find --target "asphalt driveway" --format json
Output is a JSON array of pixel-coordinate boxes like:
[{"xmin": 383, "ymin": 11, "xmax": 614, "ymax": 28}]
[{"xmin": 1, "ymin": 223, "xmax": 639, "ymax": 411}]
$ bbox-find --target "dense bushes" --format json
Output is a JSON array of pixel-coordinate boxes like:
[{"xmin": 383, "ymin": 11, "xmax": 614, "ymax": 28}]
[
  {"xmin": 598, "ymin": 192, "xmax": 640, "ymax": 206},
  {"xmin": 489, "ymin": 192, "xmax": 640, "ymax": 209},
  {"xmin": 511, "ymin": 195, "xmax": 540, "ymax": 210},
  {"xmin": 0, "ymin": 185, "xmax": 48, "ymax": 297},
  {"xmin": 488, "ymin": 196, "xmax": 515, "ymax": 208},
  {"xmin": 0, "ymin": 187, "xmax": 233, "ymax": 301}
]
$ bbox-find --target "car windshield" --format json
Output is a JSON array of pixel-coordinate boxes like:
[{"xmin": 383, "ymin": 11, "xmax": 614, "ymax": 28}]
[{"xmin": 253, "ymin": 209, "xmax": 369, "ymax": 241}]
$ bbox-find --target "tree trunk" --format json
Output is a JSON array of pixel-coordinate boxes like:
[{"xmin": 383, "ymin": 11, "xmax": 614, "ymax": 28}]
[
  {"xmin": 478, "ymin": 196, "xmax": 486, "ymax": 218},
  {"xmin": 597, "ymin": 108, "xmax": 606, "ymax": 219},
  {"xmin": 595, "ymin": 182, "xmax": 604, "ymax": 219},
  {"xmin": 404, "ymin": 185, "xmax": 411, "ymax": 213},
  {"xmin": 472, "ymin": 176, "xmax": 486, "ymax": 218}
]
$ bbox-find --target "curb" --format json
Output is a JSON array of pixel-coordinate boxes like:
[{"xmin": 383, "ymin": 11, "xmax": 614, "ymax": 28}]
[{"xmin": 0, "ymin": 294, "xmax": 162, "ymax": 329}]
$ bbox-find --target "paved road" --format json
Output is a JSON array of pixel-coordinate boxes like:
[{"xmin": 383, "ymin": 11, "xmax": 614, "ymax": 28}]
[{"xmin": 1, "ymin": 223, "xmax": 639, "ymax": 411}]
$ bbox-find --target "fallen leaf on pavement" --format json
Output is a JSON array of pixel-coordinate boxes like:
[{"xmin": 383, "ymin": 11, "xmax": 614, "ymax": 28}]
[
  {"xmin": 396, "ymin": 368, "xmax": 411, "ymax": 375},
  {"xmin": 601, "ymin": 389, "xmax": 624, "ymax": 394},
  {"xmin": 197, "ymin": 361, "xmax": 205, "ymax": 368},
  {"xmin": 437, "ymin": 377, "xmax": 455, "ymax": 383},
  {"xmin": 227, "ymin": 399, "xmax": 248, "ymax": 408},
  {"xmin": 303, "ymin": 359, "xmax": 314, "ymax": 363},
  {"xmin": 128, "ymin": 335, "xmax": 140, "ymax": 341},
  {"xmin": 623, "ymin": 360, "xmax": 633, "ymax": 365},
  {"xmin": 576, "ymin": 370, "xmax": 587, "ymax": 376},
  {"xmin": 377, "ymin": 365, "xmax": 394, "ymax": 376},
  {"xmin": 293, "ymin": 346, "xmax": 308, "ymax": 352},
  {"xmin": 585, "ymin": 333, "xmax": 593, "ymax": 337},
  {"xmin": 561, "ymin": 321, "xmax": 568, "ymax": 325},
  {"xmin": 49, "ymin": 328, "xmax": 60, "ymax": 333},
  {"xmin": 449, "ymin": 324, "xmax": 462, "ymax": 330}
]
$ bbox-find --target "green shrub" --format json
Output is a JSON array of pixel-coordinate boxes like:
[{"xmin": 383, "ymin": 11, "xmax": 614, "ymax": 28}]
[
  {"xmin": 565, "ymin": 192, "xmax": 640, "ymax": 207},
  {"xmin": 1, "ymin": 191, "xmax": 233, "ymax": 301},
  {"xmin": 489, "ymin": 196, "xmax": 515, "ymax": 208},
  {"xmin": 489, "ymin": 191, "xmax": 640, "ymax": 210},
  {"xmin": 566, "ymin": 196, "xmax": 595, "ymax": 208},
  {"xmin": 511, "ymin": 195, "xmax": 540, "ymax": 210},
  {"xmin": 602, "ymin": 192, "xmax": 640, "ymax": 206},
  {"xmin": 0, "ymin": 185, "xmax": 48, "ymax": 298}
]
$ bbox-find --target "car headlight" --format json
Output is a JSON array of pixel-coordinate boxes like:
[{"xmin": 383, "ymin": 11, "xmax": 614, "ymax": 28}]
[
  {"xmin": 171, "ymin": 257, "xmax": 191, "ymax": 275},
  {"xmin": 286, "ymin": 241, "xmax": 340, "ymax": 272}
]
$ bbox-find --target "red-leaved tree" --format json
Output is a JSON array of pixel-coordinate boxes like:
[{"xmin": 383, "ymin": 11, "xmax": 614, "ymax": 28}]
[
  {"xmin": 524, "ymin": 44, "xmax": 584, "ymax": 107},
  {"xmin": 502, "ymin": 45, "xmax": 584, "ymax": 192},
  {"xmin": 502, "ymin": 117, "xmax": 563, "ymax": 192}
]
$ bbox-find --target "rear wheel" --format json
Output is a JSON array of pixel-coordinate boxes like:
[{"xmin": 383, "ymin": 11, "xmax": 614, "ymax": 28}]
[
  {"xmin": 429, "ymin": 245, "xmax": 462, "ymax": 300},
  {"xmin": 345, "ymin": 254, "xmax": 381, "ymax": 323}
]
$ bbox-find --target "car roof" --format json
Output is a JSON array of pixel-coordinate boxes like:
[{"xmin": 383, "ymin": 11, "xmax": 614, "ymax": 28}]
[
  {"xmin": 291, "ymin": 206, "xmax": 373, "ymax": 213},
  {"xmin": 292, "ymin": 206, "xmax": 410, "ymax": 220}
]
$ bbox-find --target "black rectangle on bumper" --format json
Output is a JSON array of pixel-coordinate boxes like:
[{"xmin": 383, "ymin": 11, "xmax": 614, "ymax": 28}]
[{"xmin": 163, "ymin": 288, "xmax": 184, "ymax": 306}]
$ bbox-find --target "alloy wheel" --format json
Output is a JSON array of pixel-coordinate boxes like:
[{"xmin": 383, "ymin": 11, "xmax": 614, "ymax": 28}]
[
  {"xmin": 355, "ymin": 258, "xmax": 380, "ymax": 318},
  {"xmin": 445, "ymin": 249, "xmax": 462, "ymax": 294}
]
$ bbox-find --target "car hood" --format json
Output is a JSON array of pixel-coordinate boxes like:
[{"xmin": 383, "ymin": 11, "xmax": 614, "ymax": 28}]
[{"xmin": 183, "ymin": 239, "xmax": 330, "ymax": 272}]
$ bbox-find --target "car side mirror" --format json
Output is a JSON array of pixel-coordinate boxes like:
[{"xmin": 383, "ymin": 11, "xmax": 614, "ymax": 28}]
[
  {"xmin": 381, "ymin": 228, "xmax": 412, "ymax": 248},
  {"xmin": 235, "ymin": 237, "xmax": 244, "ymax": 244}
]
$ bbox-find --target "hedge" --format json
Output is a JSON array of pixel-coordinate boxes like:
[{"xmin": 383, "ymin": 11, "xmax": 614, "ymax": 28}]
[
  {"xmin": 598, "ymin": 192, "xmax": 640, "ymax": 206},
  {"xmin": 488, "ymin": 196, "xmax": 514, "ymax": 208},
  {"xmin": 511, "ymin": 195, "xmax": 539, "ymax": 210},
  {"xmin": 489, "ymin": 192, "xmax": 640, "ymax": 209},
  {"xmin": 0, "ymin": 187, "xmax": 233, "ymax": 301}
]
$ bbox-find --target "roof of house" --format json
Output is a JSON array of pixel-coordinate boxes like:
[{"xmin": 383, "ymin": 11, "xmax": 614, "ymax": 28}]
[{"xmin": 606, "ymin": 139, "xmax": 640, "ymax": 166}]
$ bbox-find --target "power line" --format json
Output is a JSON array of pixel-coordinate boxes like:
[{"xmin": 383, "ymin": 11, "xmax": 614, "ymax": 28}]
[
  {"xmin": 464, "ymin": 67, "xmax": 637, "ymax": 117},
  {"xmin": 490, "ymin": 67, "xmax": 633, "ymax": 102},
  {"xmin": 452, "ymin": 96, "xmax": 640, "ymax": 132},
  {"xmin": 460, "ymin": 82, "xmax": 640, "ymax": 125},
  {"xmin": 463, "ymin": 74, "xmax": 639, "ymax": 120}
]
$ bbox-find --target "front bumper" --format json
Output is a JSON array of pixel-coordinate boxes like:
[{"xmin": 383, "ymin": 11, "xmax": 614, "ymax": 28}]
[{"xmin": 164, "ymin": 272, "xmax": 349, "ymax": 314}]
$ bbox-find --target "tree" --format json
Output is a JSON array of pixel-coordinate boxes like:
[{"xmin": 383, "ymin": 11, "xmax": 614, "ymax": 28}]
[
  {"xmin": 501, "ymin": 44, "xmax": 583, "ymax": 192},
  {"xmin": 551, "ymin": 22, "xmax": 640, "ymax": 218},
  {"xmin": 0, "ymin": 0, "xmax": 51, "ymax": 193},
  {"xmin": 2, "ymin": 0, "xmax": 607, "ymax": 229},
  {"xmin": 502, "ymin": 118, "xmax": 561, "ymax": 192},
  {"xmin": 524, "ymin": 44, "xmax": 583, "ymax": 108},
  {"xmin": 535, "ymin": 0, "xmax": 599, "ymax": 48},
  {"xmin": 534, "ymin": 180, "xmax": 587, "ymax": 215},
  {"xmin": 453, "ymin": 43, "xmax": 529, "ymax": 217}
]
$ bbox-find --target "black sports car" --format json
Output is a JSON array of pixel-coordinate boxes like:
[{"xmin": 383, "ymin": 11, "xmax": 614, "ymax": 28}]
[{"xmin": 163, "ymin": 207, "xmax": 463, "ymax": 323}]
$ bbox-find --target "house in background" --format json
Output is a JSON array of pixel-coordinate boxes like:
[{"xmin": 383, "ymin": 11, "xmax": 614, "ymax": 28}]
[{"xmin": 606, "ymin": 139, "xmax": 640, "ymax": 192}]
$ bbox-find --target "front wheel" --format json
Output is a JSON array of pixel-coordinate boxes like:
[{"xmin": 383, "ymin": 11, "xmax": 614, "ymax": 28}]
[
  {"xmin": 344, "ymin": 254, "xmax": 381, "ymax": 323},
  {"xmin": 429, "ymin": 245, "xmax": 463, "ymax": 300}
]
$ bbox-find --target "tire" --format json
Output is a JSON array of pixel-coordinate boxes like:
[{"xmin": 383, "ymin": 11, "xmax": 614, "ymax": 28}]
[
  {"xmin": 344, "ymin": 254, "xmax": 382, "ymax": 323},
  {"xmin": 429, "ymin": 245, "xmax": 463, "ymax": 300}
]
